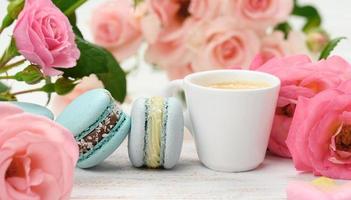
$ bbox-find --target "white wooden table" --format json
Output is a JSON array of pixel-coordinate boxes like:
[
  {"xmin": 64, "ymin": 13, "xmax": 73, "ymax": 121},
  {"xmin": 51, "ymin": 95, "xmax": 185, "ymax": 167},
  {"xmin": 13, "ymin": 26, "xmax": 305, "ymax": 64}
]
[
  {"xmin": 71, "ymin": 133, "xmax": 311, "ymax": 200},
  {"xmin": 1, "ymin": 0, "xmax": 351, "ymax": 199}
]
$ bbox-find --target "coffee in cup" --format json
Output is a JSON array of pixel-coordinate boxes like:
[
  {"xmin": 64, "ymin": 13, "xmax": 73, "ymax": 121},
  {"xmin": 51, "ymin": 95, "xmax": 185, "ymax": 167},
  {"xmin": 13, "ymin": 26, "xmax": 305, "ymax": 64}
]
[{"xmin": 207, "ymin": 81, "xmax": 271, "ymax": 90}]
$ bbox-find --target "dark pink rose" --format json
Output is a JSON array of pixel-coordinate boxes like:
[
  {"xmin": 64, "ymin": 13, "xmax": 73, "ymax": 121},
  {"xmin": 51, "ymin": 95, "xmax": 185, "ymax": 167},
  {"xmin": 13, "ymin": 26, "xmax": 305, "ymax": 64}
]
[
  {"xmin": 287, "ymin": 83, "xmax": 351, "ymax": 179},
  {"xmin": 13, "ymin": 0, "xmax": 80, "ymax": 76},
  {"xmin": 256, "ymin": 55, "xmax": 351, "ymax": 157}
]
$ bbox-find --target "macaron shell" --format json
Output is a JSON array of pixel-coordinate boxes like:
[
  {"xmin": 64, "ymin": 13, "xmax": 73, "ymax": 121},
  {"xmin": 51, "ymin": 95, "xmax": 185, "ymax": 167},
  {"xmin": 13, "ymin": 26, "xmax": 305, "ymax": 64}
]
[
  {"xmin": 11, "ymin": 102, "xmax": 54, "ymax": 119},
  {"xmin": 163, "ymin": 98, "xmax": 184, "ymax": 169},
  {"xmin": 56, "ymin": 89, "xmax": 111, "ymax": 137},
  {"xmin": 78, "ymin": 114, "xmax": 131, "ymax": 168},
  {"xmin": 128, "ymin": 98, "xmax": 147, "ymax": 168}
]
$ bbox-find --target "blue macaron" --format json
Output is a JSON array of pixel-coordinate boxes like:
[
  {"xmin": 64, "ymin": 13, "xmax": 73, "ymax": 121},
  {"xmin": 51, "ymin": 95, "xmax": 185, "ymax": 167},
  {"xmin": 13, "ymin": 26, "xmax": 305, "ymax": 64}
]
[
  {"xmin": 56, "ymin": 89, "xmax": 131, "ymax": 168},
  {"xmin": 128, "ymin": 96, "xmax": 184, "ymax": 169},
  {"xmin": 11, "ymin": 102, "xmax": 54, "ymax": 119}
]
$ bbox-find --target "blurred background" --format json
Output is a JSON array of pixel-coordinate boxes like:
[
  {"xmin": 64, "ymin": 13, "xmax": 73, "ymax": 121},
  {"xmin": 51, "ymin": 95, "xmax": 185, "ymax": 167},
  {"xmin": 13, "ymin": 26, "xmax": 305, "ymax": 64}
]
[{"xmin": 0, "ymin": 0, "xmax": 351, "ymax": 113}]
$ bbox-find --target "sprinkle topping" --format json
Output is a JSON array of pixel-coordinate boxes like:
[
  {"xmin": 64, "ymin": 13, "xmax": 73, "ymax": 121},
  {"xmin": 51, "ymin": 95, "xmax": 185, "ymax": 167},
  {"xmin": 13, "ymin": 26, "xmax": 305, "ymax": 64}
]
[{"xmin": 77, "ymin": 106, "xmax": 120, "ymax": 155}]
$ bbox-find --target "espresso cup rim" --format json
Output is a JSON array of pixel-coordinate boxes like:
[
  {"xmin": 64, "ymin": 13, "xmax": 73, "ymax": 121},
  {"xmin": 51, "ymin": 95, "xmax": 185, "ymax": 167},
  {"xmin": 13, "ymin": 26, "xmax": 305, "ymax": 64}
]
[{"xmin": 184, "ymin": 69, "xmax": 281, "ymax": 92}]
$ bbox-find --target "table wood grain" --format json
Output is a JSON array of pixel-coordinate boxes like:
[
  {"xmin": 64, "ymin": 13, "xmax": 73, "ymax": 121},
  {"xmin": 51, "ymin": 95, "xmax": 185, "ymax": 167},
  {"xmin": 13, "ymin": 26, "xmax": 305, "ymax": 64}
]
[{"xmin": 71, "ymin": 133, "xmax": 314, "ymax": 200}]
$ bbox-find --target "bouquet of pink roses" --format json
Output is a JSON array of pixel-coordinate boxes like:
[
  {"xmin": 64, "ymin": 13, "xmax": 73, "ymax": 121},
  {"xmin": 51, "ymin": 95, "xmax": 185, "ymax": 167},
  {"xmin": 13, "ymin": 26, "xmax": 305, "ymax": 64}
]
[
  {"xmin": 90, "ymin": 0, "xmax": 351, "ymax": 181},
  {"xmin": 91, "ymin": 0, "xmax": 330, "ymax": 80}
]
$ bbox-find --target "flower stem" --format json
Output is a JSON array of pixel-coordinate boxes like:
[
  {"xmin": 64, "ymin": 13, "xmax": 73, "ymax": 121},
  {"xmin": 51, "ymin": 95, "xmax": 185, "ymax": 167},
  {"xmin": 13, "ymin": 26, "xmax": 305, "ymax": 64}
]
[
  {"xmin": 0, "ymin": 58, "xmax": 26, "ymax": 74},
  {"xmin": 12, "ymin": 87, "xmax": 43, "ymax": 95},
  {"xmin": 64, "ymin": 0, "xmax": 87, "ymax": 16},
  {"xmin": 0, "ymin": 75, "xmax": 16, "ymax": 80}
]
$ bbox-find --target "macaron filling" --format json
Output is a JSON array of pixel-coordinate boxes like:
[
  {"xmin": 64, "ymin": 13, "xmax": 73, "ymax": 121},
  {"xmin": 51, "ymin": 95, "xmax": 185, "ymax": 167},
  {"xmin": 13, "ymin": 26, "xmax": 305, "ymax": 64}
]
[
  {"xmin": 143, "ymin": 97, "xmax": 168, "ymax": 168},
  {"xmin": 76, "ymin": 105, "xmax": 127, "ymax": 161}
]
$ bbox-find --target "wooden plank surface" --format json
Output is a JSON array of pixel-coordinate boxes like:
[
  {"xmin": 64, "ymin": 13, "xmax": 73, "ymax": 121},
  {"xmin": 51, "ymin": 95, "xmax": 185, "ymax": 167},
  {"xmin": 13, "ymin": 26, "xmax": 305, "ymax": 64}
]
[{"xmin": 71, "ymin": 134, "xmax": 314, "ymax": 200}]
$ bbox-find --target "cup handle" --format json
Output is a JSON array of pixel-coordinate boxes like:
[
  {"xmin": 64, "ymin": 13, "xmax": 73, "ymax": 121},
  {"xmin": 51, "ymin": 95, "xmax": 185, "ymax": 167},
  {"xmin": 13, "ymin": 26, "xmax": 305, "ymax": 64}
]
[{"xmin": 163, "ymin": 80, "xmax": 194, "ymax": 134}]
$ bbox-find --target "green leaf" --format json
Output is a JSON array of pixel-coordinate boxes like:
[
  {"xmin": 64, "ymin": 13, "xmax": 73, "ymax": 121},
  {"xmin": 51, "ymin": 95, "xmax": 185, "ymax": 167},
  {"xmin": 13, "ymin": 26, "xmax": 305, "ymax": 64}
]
[
  {"xmin": 96, "ymin": 51, "xmax": 127, "ymax": 102},
  {"xmin": 67, "ymin": 11, "xmax": 77, "ymax": 25},
  {"xmin": 44, "ymin": 77, "xmax": 53, "ymax": 105},
  {"xmin": 0, "ymin": 38, "xmax": 20, "ymax": 67},
  {"xmin": 61, "ymin": 36, "xmax": 108, "ymax": 78},
  {"xmin": 41, "ymin": 83, "xmax": 55, "ymax": 93},
  {"xmin": 292, "ymin": 2, "xmax": 322, "ymax": 33},
  {"xmin": 0, "ymin": 0, "xmax": 24, "ymax": 32},
  {"xmin": 72, "ymin": 25, "xmax": 83, "ymax": 38},
  {"xmin": 67, "ymin": 12, "xmax": 83, "ymax": 37},
  {"xmin": 54, "ymin": 77, "xmax": 77, "ymax": 95},
  {"xmin": 319, "ymin": 37, "xmax": 346, "ymax": 60},
  {"xmin": 274, "ymin": 22, "xmax": 292, "ymax": 39},
  {"xmin": 0, "ymin": 82, "xmax": 10, "ymax": 93},
  {"xmin": 52, "ymin": 0, "xmax": 87, "ymax": 16},
  {"xmin": 61, "ymin": 36, "xmax": 126, "ymax": 102},
  {"xmin": 14, "ymin": 65, "xmax": 43, "ymax": 84},
  {"xmin": 52, "ymin": 0, "xmax": 76, "ymax": 13},
  {"xmin": 7, "ymin": 0, "xmax": 24, "ymax": 19}
]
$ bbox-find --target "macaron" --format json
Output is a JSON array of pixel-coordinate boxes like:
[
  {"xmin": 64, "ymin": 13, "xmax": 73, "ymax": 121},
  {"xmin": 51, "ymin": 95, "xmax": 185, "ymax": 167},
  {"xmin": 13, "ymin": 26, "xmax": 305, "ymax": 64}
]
[
  {"xmin": 56, "ymin": 89, "xmax": 131, "ymax": 168},
  {"xmin": 128, "ymin": 96, "xmax": 184, "ymax": 169},
  {"xmin": 11, "ymin": 102, "xmax": 54, "ymax": 119}
]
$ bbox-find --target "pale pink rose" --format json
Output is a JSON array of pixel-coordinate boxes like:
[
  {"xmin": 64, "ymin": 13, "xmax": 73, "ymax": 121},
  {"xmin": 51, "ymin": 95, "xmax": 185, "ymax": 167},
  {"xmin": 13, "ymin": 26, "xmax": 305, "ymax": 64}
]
[
  {"xmin": 52, "ymin": 75, "xmax": 103, "ymax": 115},
  {"xmin": 141, "ymin": 0, "xmax": 190, "ymax": 43},
  {"xmin": 141, "ymin": 0, "xmax": 220, "ymax": 43},
  {"xmin": 146, "ymin": 40, "xmax": 194, "ymax": 80},
  {"xmin": 13, "ymin": 0, "xmax": 80, "ymax": 76},
  {"xmin": 188, "ymin": 0, "xmax": 222, "ymax": 20},
  {"xmin": 226, "ymin": 0, "xmax": 294, "ymax": 31},
  {"xmin": 256, "ymin": 55, "xmax": 351, "ymax": 158},
  {"xmin": 286, "ymin": 83, "xmax": 351, "ymax": 179},
  {"xmin": 145, "ymin": 19, "xmax": 195, "ymax": 79},
  {"xmin": 0, "ymin": 103, "xmax": 78, "ymax": 200},
  {"xmin": 287, "ymin": 177, "xmax": 351, "ymax": 200},
  {"xmin": 166, "ymin": 63, "xmax": 194, "ymax": 80},
  {"xmin": 92, "ymin": 0, "xmax": 142, "ymax": 60},
  {"xmin": 251, "ymin": 31, "xmax": 308, "ymax": 69},
  {"xmin": 189, "ymin": 17, "xmax": 260, "ymax": 71}
]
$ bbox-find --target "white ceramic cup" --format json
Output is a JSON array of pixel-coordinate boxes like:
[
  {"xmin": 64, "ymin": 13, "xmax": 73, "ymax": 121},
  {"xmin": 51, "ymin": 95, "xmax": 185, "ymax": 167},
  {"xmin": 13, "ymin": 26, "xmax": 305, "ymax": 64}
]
[{"xmin": 164, "ymin": 70, "xmax": 280, "ymax": 172}]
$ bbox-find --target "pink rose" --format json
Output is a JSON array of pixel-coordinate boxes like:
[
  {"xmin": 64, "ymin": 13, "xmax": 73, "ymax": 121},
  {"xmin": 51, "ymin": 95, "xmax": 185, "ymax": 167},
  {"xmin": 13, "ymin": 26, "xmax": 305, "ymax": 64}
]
[
  {"xmin": 141, "ymin": 0, "xmax": 221, "ymax": 43},
  {"xmin": 306, "ymin": 29, "xmax": 330, "ymax": 53},
  {"xmin": 256, "ymin": 55, "xmax": 351, "ymax": 158},
  {"xmin": 13, "ymin": 0, "xmax": 80, "ymax": 76},
  {"xmin": 188, "ymin": 0, "xmax": 222, "ymax": 20},
  {"xmin": 287, "ymin": 177, "xmax": 351, "ymax": 200},
  {"xmin": 91, "ymin": 0, "xmax": 142, "ymax": 60},
  {"xmin": 226, "ymin": 0, "xmax": 293, "ymax": 31},
  {"xmin": 287, "ymin": 83, "xmax": 351, "ymax": 179},
  {"xmin": 145, "ymin": 40, "xmax": 194, "ymax": 80},
  {"xmin": 251, "ymin": 31, "xmax": 308, "ymax": 69},
  {"xmin": 0, "ymin": 103, "xmax": 78, "ymax": 199},
  {"xmin": 145, "ymin": 19, "xmax": 195, "ymax": 80},
  {"xmin": 51, "ymin": 75, "xmax": 103, "ymax": 115},
  {"xmin": 189, "ymin": 17, "xmax": 260, "ymax": 71},
  {"xmin": 165, "ymin": 63, "xmax": 194, "ymax": 80},
  {"xmin": 141, "ymin": 0, "xmax": 191, "ymax": 43}
]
